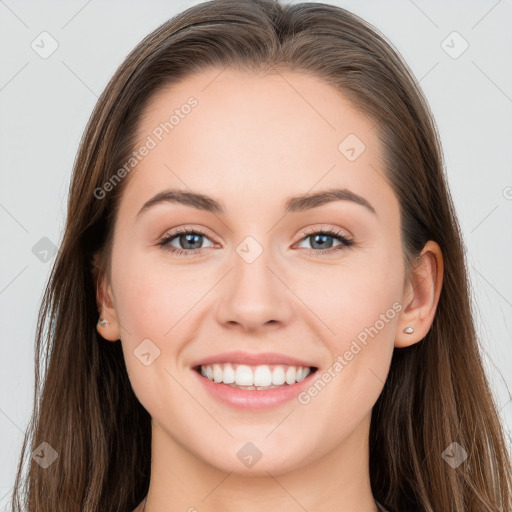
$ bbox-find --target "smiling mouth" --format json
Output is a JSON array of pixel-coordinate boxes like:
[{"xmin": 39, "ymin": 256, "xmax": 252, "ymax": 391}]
[{"xmin": 193, "ymin": 363, "xmax": 318, "ymax": 390}]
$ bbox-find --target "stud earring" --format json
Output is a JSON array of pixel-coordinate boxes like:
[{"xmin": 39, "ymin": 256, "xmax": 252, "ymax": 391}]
[
  {"xmin": 97, "ymin": 318, "xmax": 109, "ymax": 328},
  {"xmin": 403, "ymin": 326, "xmax": 414, "ymax": 334}
]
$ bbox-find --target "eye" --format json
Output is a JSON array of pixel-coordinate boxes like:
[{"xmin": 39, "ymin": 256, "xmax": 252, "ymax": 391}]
[
  {"xmin": 157, "ymin": 226, "xmax": 354, "ymax": 257},
  {"xmin": 295, "ymin": 227, "xmax": 354, "ymax": 256},
  {"xmin": 157, "ymin": 228, "xmax": 215, "ymax": 256}
]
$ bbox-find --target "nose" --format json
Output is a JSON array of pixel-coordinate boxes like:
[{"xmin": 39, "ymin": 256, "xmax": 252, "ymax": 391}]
[{"xmin": 214, "ymin": 246, "xmax": 295, "ymax": 332}]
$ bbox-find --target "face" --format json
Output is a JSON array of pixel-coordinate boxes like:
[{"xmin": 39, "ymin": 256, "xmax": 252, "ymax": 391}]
[{"xmin": 101, "ymin": 68, "xmax": 406, "ymax": 475}]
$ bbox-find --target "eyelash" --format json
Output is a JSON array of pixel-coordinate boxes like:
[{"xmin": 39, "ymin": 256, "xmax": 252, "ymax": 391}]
[{"xmin": 157, "ymin": 227, "xmax": 354, "ymax": 257}]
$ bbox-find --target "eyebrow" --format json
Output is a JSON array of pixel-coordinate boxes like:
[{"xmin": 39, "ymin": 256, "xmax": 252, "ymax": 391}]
[{"xmin": 136, "ymin": 187, "xmax": 376, "ymax": 218}]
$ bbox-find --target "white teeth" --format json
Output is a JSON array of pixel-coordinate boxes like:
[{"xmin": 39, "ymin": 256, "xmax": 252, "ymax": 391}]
[
  {"xmin": 285, "ymin": 366, "xmax": 296, "ymax": 385},
  {"xmin": 212, "ymin": 363, "xmax": 223, "ymax": 383},
  {"xmin": 235, "ymin": 365, "xmax": 254, "ymax": 386},
  {"xmin": 198, "ymin": 363, "xmax": 313, "ymax": 387},
  {"xmin": 272, "ymin": 366, "xmax": 286, "ymax": 385},
  {"xmin": 253, "ymin": 365, "xmax": 272, "ymax": 387},
  {"xmin": 222, "ymin": 363, "xmax": 235, "ymax": 384}
]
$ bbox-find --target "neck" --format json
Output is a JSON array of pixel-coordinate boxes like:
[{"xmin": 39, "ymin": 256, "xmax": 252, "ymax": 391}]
[{"xmin": 142, "ymin": 413, "xmax": 379, "ymax": 512}]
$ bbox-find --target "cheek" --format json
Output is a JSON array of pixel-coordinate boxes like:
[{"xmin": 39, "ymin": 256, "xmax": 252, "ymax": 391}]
[
  {"xmin": 109, "ymin": 248, "xmax": 201, "ymax": 411},
  {"xmin": 295, "ymin": 257, "xmax": 402, "ymax": 348},
  {"xmin": 111, "ymin": 243, "xmax": 203, "ymax": 341},
  {"xmin": 292, "ymin": 255, "xmax": 401, "ymax": 413},
  {"xmin": 110, "ymin": 246, "xmax": 218, "ymax": 401},
  {"xmin": 294, "ymin": 265, "xmax": 401, "ymax": 434}
]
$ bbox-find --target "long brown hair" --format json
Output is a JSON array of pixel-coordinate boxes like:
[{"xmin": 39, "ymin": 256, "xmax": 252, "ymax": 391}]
[{"xmin": 11, "ymin": 1, "xmax": 512, "ymax": 510}]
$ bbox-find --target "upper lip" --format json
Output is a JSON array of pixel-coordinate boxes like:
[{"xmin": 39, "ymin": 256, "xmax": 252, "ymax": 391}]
[{"xmin": 191, "ymin": 351, "xmax": 318, "ymax": 369}]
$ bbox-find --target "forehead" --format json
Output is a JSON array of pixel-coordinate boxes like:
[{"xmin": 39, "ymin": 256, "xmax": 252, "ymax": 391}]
[{"xmin": 118, "ymin": 67, "xmax": 396, "ymax": 222}]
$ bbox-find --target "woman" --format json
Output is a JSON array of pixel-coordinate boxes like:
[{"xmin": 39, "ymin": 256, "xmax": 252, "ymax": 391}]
[{"xmin": 12, "ymin": 0, "xmax": 512, "ymax": 511}]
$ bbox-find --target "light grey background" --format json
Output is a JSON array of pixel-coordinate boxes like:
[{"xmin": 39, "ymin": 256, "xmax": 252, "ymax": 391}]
[{"xmin": 1, "ymin": 0, "xmax": 511, "ymax": 508}]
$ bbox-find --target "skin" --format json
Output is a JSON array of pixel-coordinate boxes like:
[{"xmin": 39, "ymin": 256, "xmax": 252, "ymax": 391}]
[{"xmin": 94, "ymin": 68, "xmax": 443, "ymax": 512}]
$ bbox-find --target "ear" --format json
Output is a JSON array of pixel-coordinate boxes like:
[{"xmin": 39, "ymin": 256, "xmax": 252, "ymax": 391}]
[
  {"xmin": 395, "ymin": 240, "xmax": 444, "ymax": 348},
  {"xmin": 92, "ymin": 252, "xmax": 121, "ymax": 342}
]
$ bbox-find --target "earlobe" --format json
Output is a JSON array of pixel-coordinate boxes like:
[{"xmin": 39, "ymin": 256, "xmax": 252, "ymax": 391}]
[
  {"xmin": 95, "ymin": 289, "xmax": 122, "ymax": 342},
  {"xmin": 96, "ymin": 307, "xmax": 122, "ymax": 341},
  {"xmin": 395, "ymin": 240, "xmax": 444, "ymax": 348},
  {"xmin": 96, "ymin": 315, "xmax": 121, "ymax": 342},
  {"xmin": 92, "ymin": 252, "xmax": 121, "ymax": 342}
]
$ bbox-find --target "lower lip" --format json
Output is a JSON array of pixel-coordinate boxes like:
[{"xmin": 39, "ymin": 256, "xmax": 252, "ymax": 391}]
[{"xmin": 192, "ymin": 368, "xmax": 318, "ymax": 410}]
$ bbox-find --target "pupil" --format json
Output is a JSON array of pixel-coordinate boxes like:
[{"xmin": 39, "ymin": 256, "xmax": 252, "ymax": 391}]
[
  {"xmin": 181, "ymin": 233, "xmax": 202, "ymax": 249},
  {"xmin": 311, "ymin": 234, "xmax": 333, "ymax": 250}
]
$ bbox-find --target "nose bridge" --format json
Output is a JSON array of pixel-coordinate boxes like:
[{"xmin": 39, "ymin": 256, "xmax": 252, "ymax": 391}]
[
  {"xmin": 214, "ymin": 234, "xmax": 294, "ymax": 330},
  {"xmin": 234, "ymin": 235, "xmax": 274, "ymax": 294}
]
